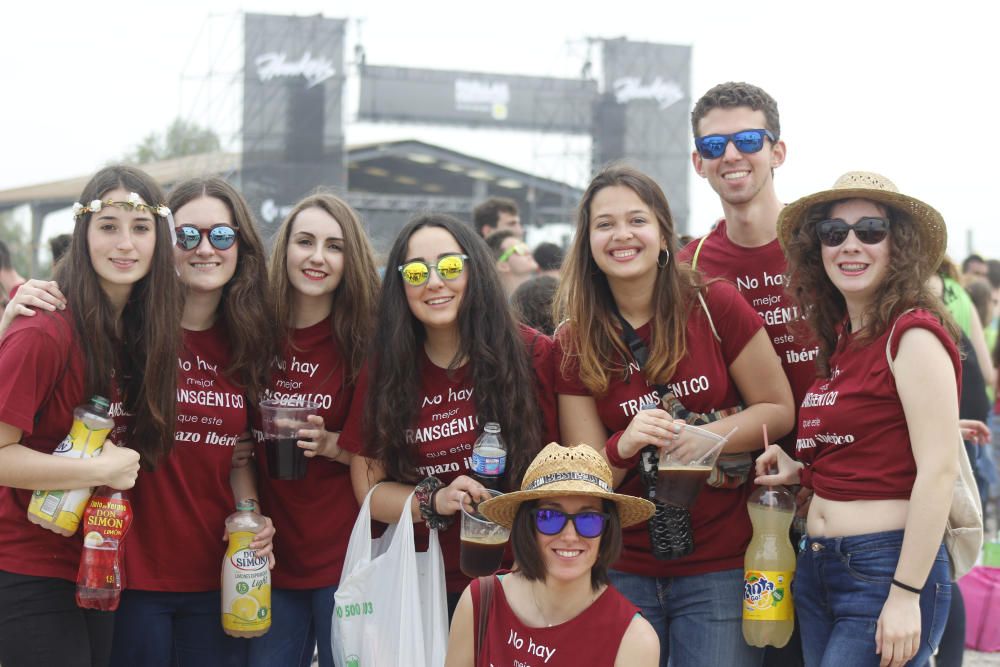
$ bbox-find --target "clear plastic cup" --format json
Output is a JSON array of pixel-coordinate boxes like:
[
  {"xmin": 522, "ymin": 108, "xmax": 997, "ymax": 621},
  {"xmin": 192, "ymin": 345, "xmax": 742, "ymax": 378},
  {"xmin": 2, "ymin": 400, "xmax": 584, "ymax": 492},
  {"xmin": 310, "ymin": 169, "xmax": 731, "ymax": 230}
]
[
  {"xmin": 460, "ymin": 489, "xmax": 509, "ymax": 578},
  {"xmin": 260, "ymin": 399, "xmax": 321, "ymax": 480}
]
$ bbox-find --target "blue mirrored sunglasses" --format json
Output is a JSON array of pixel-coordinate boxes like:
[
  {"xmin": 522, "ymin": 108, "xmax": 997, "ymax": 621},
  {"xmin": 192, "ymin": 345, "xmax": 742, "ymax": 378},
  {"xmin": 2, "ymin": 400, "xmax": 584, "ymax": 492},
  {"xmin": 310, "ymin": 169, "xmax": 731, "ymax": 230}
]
[
  {"xmin": 695, "ymin": 129, "xmax": 776, "ymax": 160},
  {"xmin": 531, "ymin": 508, "xmax": 609, "ymax": 538},
  {"xmin": 175, "ymin": 224, "xmax": 239, "ymax": 251}
]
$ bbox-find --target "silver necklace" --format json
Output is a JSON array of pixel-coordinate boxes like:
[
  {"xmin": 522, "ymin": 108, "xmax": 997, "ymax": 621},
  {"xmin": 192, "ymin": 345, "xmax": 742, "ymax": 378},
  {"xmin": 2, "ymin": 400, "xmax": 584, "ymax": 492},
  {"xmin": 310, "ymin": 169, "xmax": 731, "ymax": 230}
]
[{"xmin": 529, "ymin": 582, "xmax": 554, "ymax": 628}]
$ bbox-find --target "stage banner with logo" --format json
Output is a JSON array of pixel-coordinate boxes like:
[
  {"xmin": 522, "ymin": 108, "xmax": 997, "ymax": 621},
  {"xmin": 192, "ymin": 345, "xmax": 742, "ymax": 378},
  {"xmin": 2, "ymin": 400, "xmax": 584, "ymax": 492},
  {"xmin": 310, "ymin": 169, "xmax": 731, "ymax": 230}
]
[
  {"xmin": 359, "ymin": 65, "xmax": 596, "ymax": 134},
  {"xmin": 597, "ymin": 39, "xmax": 691, "ymax": 232},
  {"xmin": 242, "ymin": 13, "xmax": 347, "ymax": 233}
]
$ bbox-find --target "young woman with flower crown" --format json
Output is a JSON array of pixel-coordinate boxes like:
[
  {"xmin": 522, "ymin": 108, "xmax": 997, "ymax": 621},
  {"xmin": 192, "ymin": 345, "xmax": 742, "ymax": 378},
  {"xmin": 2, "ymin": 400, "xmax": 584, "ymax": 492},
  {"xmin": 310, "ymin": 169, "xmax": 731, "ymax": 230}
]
[
  {"xmin": 105, "ymin": 177, "xmax": 277, "ymax": 667},
  {"xmin": 0, "ymin": 165, "xmax": 182, "ymax": 667},
  {"xmin": 554, "ymin": 164, "xmax": 794, "ymax": 667},
  {"xmin": 248, "ymin": 193, "xmax": 379, "ymax": 667},
  {"xmin": 758, "ymin": 172, "xmax": 960, "ymax": 667},
  {"xmin": 341, "ymin": 213, "xmax": 559, "ymax": 617}
]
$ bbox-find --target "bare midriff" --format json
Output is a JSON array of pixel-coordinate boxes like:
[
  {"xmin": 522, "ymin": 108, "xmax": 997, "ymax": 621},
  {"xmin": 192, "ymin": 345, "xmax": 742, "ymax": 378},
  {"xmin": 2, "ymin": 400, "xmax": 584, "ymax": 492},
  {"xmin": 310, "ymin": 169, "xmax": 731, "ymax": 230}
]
[{"xmin": 806, "ymin": 495, "xmax": 910, "ymax": 537}]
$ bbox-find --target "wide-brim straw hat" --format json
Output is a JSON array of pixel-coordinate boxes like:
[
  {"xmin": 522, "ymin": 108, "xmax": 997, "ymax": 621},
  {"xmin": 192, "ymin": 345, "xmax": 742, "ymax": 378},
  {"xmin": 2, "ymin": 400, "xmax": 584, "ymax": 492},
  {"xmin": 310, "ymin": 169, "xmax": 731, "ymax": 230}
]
[
  {"xmin": 478, "ymin": 443, "xmax": 655, "ymax": 529},
  {"xmin": 777, "ymin": 171, "xmax": 946, "ymax": 276}
]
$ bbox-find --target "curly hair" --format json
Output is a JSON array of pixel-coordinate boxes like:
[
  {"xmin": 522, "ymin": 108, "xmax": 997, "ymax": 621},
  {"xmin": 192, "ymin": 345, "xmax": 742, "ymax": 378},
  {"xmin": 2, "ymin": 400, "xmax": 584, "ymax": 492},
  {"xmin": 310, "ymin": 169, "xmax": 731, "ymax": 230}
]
[
  {"xmin": 268, "ymin": 192, "xmax": 380, "ymax": 384},
  {"xmin": 364, "ymin": 214, "xmax": 543, "ymax": 488},
  {"xmin": 784, "ymin": 198, "xmax": 958, "ymax": 376},
  {"xmin": 168, "ymin": 177, "xmax": 275, "ymax": 405},
  {"xmin": 691, "ymin": 81, "xmax": 780, "ymax": 139},
  {"xmin": 555, "ymin": 163, "xmax": 703, "ymax": 395}
]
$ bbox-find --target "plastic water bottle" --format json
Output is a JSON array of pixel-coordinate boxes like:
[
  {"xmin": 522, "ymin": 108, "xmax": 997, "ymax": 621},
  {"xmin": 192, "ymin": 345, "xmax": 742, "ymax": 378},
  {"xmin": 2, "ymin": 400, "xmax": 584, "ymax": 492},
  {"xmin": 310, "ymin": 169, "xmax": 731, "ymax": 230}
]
[
  {"xmin": 742, "ymin": 480, "xmax": 796, "ymax": 648},
  {"xmin": 27, "ymin": 396, "xmax": 114, "ymax": 536},
  {"xmin": 76, "ymin": 487, "xmax": 132, "ymax": 611},
  {"xmin": 471, "ymin": 422, "xmax": 506, "ymax": 490}
]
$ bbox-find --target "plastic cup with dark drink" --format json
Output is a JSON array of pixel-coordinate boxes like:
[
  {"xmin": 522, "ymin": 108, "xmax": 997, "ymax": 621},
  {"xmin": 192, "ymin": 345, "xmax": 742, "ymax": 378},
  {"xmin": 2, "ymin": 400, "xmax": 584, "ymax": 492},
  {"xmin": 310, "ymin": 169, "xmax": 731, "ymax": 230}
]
[
  {"xmin": 655, "ymin": 424, "xmax": 732, "ymax": 508},
  {"xmin": 460, "ymin": 489, "xmax": 510, "ymax": 578},
  {"xmin": 260, "ymin": 399, "xmax": 321, "ymax": 480},
  {"xmin": 647, "ymin": 424, "xmax": 735, "ymax": 560}
]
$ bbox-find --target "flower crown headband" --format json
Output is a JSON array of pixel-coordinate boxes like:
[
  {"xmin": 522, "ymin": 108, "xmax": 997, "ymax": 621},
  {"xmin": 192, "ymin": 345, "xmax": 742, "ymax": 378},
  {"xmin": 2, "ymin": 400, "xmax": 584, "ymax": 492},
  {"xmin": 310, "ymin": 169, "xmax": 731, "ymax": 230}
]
[
  {"xmin": 72, "ymin": 191, "xmax": 170, "ymax": 219},
  {"xmin": 72, "ymin": 192, "xmax": 177, "ymax": 246}
]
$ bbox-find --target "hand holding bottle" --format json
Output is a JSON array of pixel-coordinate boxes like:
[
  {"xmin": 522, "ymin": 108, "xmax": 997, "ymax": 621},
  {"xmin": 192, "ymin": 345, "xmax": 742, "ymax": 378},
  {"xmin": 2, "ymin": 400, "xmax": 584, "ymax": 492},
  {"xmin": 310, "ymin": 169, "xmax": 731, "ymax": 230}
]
[{"xmin": 96, "ymin": 441, "xmax": 140, "ymax": 490}]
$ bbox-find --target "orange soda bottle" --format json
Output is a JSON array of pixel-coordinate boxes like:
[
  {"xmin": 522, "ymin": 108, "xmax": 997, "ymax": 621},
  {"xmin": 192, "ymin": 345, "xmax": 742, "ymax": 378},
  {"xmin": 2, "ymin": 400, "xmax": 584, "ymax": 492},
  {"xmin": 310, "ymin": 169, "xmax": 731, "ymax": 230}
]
[{"xmin": 742, "ymin": 480, "xmax": 796, "ymax": 648}]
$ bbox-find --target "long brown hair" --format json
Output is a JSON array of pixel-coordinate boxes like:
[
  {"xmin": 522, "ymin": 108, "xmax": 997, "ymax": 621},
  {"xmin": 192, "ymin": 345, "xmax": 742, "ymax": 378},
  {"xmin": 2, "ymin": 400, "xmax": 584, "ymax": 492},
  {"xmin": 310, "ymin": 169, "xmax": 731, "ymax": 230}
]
[
  {"xmin": 168, "ymin": 177, "xmax": 274, "ymax": 404},
  {"xmin": 555, "ymin": 163, "xmax": 702, "ymax": 395},
  {"xmin": 784, "ymin": 198, "xmax": 958, "ymax": 376},
  {"xmin": 268, "ymin": 192, "xmax": 380, "ymax": 384},
  {"xmin": 56, "ymin": 165, "xmax": 182, "ymax": 467},
  {"xmin": 364, "ymin": 214, "xmax": 543, "ymax": 488}
]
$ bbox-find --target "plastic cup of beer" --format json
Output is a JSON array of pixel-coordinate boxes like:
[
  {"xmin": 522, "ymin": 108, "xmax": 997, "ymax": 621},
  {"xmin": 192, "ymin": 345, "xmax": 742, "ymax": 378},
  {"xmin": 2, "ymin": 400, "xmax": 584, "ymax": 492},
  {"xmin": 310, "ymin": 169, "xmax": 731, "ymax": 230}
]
[
  {"xmin": 655, "ymin": 424, "xmax": 731, "ymax": 508},
  {"xmin": 460, "ymin": 489, "xmax": 510, "ymax": 578},
  {"xmin": 259, "ymin": 399, "xmax": 321, "ymax": 480}
]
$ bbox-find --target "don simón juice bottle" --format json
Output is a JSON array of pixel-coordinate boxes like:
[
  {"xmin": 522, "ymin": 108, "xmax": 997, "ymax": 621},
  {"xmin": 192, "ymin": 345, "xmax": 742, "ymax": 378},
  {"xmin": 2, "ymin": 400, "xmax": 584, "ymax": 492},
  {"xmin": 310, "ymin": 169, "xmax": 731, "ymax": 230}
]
[
  {"xmin": 222, "ymin": 500, "xmax": 271, "ymax": 638},
  {"xmin": 27, "ymin": 396, "xmax": 114, "ymax": 536},
  {"xmin": 742, "ymin": 482, "xmax": 796, "ymax": 648}
]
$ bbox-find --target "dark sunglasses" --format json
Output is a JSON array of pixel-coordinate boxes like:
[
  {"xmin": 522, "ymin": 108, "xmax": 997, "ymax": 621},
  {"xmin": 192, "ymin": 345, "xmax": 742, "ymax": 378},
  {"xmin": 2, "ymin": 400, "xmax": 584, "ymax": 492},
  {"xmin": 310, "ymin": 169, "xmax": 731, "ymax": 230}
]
[
  {"xmin": 816, "ymin": 217, "xmax": 891, "ymax": 247},
  {"xmin": 175, "ymin": 224, "xmax": 239, "ymax": 251},
  {"xmin": 694, "ymin": 129, "xmax": 776, "ymax": 160},
  {"xmin": 397, "ymin": 253, "xmax": 468, "ymax": 287},
  {"xmin": 531, "ymin": 508, "xmax": 609, "ymax": 539}
]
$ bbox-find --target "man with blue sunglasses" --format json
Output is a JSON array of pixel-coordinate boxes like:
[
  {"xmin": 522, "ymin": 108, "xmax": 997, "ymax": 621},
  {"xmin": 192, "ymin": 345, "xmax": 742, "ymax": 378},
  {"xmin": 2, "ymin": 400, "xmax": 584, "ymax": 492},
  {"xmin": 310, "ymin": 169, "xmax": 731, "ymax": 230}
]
[{"xmin": 679, "ymin": 82, "xmax": 811, "ymax": 667}]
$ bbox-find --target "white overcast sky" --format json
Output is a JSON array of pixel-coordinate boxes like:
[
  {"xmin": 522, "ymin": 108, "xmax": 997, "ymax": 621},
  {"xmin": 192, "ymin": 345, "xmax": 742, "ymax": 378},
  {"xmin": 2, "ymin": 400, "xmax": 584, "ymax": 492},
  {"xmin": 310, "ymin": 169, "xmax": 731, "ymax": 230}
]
[{"xmin": 1, "ymin": 0, "xmax": 997, "ymax": 259}]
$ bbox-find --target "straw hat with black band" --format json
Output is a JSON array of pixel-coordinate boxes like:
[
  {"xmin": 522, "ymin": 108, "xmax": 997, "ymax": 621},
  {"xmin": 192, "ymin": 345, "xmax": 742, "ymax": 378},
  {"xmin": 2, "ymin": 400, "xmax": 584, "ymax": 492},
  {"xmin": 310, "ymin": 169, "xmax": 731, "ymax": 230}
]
[
  {"xmin": 777, "ymin": 171, "xmax": 947, "ymax": 278},
  {"xmin": 478, "ymin": 443, "xmax": 655, "ymax": 529}
]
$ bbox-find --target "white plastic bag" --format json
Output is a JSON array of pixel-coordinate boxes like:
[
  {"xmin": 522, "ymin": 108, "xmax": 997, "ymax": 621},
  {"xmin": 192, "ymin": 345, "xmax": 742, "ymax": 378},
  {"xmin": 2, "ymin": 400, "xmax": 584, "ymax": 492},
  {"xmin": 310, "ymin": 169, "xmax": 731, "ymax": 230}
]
[{"xmin": 333, "ymin": 488, "xmax": 448, "ymax": 667}]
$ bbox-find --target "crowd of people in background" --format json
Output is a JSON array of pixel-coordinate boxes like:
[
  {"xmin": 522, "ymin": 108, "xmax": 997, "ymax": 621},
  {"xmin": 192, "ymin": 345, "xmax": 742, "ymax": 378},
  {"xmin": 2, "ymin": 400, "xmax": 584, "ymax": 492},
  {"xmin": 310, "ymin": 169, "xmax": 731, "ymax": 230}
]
[{"xmin": 0, "ymin": 79, "xmax": 994, "ymax": 667}]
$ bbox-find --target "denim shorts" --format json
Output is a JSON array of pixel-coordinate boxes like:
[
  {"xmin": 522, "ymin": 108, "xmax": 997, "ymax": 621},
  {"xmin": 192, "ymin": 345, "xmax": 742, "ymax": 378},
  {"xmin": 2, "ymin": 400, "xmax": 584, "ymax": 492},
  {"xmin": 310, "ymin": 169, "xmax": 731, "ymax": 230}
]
[{"xmin": 796, "ymin": 530, "xmax": 951, "ymax": 667}]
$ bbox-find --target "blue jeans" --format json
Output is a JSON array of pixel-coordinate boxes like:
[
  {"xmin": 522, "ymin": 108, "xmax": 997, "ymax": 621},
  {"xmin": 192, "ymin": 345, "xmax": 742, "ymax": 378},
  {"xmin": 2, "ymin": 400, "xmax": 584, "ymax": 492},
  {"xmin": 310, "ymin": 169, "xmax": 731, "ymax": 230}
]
[
  {"xmin": 796, "ymin": 530, "xmax": 951, "ymax": 667},
  {"xmin": 249, "ymin": 585, "xmax": 337, "ymax": 667},
  {"xmin": 609, "ymin": 567, "xmax": 763, "ymax": 667},
  {"xmin": 110, "ymin": 589, "xmax": 249, "ymax": 667}
]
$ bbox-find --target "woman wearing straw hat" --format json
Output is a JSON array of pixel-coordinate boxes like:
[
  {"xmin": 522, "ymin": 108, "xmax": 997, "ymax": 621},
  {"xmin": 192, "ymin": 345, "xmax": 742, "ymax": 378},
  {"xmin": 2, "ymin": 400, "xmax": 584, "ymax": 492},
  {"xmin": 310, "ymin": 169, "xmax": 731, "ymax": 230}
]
[
  {"xmin": 758, "ymin": 171, "xmax": 959, "ymax": 667},
  {"xmin": 444, "ymin": 443, "xmax": 660, "ymax": 667}
]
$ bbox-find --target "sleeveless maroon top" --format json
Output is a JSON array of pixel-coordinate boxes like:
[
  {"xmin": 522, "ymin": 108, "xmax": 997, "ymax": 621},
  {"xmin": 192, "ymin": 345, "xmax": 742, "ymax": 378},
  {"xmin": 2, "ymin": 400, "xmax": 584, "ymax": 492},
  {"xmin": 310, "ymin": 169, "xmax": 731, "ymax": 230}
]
[{"xmin": 471, "ymin": 575, "xmax": 638, "ymax": 666}]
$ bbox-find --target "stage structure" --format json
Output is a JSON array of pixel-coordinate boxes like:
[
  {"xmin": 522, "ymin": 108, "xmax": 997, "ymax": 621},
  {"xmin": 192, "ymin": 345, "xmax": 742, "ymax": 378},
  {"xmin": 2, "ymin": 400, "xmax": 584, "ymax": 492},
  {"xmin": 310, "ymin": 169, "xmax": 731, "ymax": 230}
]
[
  {"xmin": 357, "ymin": 38, "xmax": 692, "ymax": 231},
  {"xmin": 241, "ymin": 13, "xmax": 347, "ymax": 228}
]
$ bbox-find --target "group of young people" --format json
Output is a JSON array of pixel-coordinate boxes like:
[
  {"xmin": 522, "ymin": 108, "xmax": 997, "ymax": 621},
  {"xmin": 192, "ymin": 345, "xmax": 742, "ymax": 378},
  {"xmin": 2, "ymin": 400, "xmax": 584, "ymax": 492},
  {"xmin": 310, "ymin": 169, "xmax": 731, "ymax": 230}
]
[{"xmin": 0, "ymin": 79, "xmax": 968, "ymax": 667}]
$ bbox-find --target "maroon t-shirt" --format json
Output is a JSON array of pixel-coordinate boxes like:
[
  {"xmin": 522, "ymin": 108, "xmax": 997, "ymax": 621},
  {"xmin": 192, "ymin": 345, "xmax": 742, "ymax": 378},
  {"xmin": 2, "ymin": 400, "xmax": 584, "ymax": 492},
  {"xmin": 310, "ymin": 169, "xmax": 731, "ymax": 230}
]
[
  {"xmin": 255, "ymin": 320, "xmax": 357, "ymax": 589},
  {"xmin": 796, "ymin": 310, "xmax": 961, "ymax": 501},
  {"xmin": 124, "ymin": 324, "xmax": 249, "ymax": 591},
  {"xmin": 340, "ymin": 328, "xmax": 556, "ymax": 594},
  {"xmin": 520, "ymin": 325, "xmax": 561, "ymax": 446},
  {"xmin": 472, "ymin": 575, "xmax": 638, "ymax": 667},
  {"xmin": 0, "ymin": 311, "xmax": 129, "ymax": 581},
  {"xmin": 679, "ymin": 220, "xmax": 818, "ymax": 454},
  {"xmin": 556, "ymin": 281, "xmax": 762, "ymax": 577}
]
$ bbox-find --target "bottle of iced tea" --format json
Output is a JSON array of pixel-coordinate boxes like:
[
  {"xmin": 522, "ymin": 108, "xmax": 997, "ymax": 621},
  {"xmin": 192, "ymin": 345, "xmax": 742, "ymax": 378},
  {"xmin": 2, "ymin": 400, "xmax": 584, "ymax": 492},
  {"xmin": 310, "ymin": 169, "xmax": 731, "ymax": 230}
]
[
  {"xmin": 742, "ymin": 481, "xmax": 796, "ymax": 648},
  {"xmin": 27, "ymin": 396, "xmax": 114, "ymax": 536},
  {"xmin": 221, "ymin": 500, "xmax": 271, "ymax": 638},
  {"xmin": 76, "ymin": 487, "xmax": 132, "ymax": 611}
]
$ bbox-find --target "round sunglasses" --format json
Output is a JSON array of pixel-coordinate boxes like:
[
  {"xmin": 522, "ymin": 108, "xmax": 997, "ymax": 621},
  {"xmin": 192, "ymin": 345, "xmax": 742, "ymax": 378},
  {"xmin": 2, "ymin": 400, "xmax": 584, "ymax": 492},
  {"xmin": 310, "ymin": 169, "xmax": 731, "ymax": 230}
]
[
  {"xmin": 531, "ymin": 508, "xmax": 609, "ymax": 539},
  {"xmin": 694, "ymin": 128, "xmax": 776, "ymax": 160},
  {"xmin": 815, "ymin": 217, "xmax": 890, "ymax": 247},
  {"xmin": 175, "ymin": 224, "xmax": 239, "ymax": 251},
  {"xmin": 397, "ymin": 253, "xmax": 468, "ymax": 287}
]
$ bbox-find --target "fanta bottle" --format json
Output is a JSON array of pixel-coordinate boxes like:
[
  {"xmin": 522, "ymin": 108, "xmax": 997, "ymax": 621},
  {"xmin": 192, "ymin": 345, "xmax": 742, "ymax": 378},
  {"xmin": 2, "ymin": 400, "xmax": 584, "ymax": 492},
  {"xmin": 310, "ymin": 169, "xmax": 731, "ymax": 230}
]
[
  {"xmin": 27, "ymin": 396, "xmax": 114, "ymax": 536},
  {"xmin": 742, "ymin": 481, "xmax": 796, "ymax": 648},
  {"xmin": 221, "ymin": 501, "xmax": 271, "ymax": 638}
]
